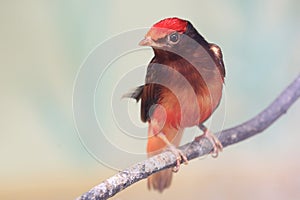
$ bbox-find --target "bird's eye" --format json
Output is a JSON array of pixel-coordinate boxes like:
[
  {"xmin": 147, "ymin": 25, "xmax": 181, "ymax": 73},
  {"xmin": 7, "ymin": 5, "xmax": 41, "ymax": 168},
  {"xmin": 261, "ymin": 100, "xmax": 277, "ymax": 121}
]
[{"xmin": 168, "ymin": 32, "xmax": 180, "ymax": 44}]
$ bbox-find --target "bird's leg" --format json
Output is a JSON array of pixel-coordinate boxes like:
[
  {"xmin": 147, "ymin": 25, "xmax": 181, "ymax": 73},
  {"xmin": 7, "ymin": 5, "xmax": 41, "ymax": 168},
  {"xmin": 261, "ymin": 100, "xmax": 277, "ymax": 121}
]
[
  {"xmin": 157, "ymin": 132, "xmax": 188, "ymax": 172},
  {"xmin": 194, "ymin": 124, "xmax": 223, "ymax": 158}
]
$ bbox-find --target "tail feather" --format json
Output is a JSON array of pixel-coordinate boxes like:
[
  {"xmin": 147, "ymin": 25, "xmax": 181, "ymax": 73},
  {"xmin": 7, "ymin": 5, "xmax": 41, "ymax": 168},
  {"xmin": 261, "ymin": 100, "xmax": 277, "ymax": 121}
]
[
  {"xmin": 122, "ymin": 85, "xmax": 144, "ymax": 101},
  {"xmin": 147, "ymin": 168, "xmax": 173, "ymax": 192},
  {"xmin": 147, "ymin": 127, "xmax": 183, "ymax": 192}
]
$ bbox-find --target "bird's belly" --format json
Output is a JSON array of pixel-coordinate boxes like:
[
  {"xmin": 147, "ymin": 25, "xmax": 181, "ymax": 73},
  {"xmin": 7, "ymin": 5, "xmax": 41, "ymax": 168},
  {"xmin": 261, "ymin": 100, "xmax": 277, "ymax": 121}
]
[{"xmin": 159, "ymin": 89, "xmax": 216, "ymax": 128}]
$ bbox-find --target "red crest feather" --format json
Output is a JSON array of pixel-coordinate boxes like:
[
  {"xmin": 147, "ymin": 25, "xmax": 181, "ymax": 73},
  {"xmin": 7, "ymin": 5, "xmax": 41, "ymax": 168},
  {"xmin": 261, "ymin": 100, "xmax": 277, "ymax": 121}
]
[{"xmin": 153, "ymin": 17, "xmax": 187, "ymax": 33}]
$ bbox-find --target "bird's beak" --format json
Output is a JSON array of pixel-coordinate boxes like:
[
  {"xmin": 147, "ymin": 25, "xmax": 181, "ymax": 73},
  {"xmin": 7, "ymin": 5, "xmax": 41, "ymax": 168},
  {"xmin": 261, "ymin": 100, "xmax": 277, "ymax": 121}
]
[{"xmin": 139, "ymin": 37, "xmax": 154, "ymax": 46}]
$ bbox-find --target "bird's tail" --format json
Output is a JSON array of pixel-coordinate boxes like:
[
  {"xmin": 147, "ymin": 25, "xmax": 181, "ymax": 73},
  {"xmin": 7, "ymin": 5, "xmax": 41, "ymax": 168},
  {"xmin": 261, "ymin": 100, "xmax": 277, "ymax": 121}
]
[{"xmin": 147, "ymin": 127, "xmax": 183, "ymax": 192}]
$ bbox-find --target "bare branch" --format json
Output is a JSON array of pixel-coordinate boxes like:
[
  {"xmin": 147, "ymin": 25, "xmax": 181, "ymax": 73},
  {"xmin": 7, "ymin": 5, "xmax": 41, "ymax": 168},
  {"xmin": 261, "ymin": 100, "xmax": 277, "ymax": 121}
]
[{"xmin": 77, "ymin": 74, "xmax": 300, "ymax": 200}]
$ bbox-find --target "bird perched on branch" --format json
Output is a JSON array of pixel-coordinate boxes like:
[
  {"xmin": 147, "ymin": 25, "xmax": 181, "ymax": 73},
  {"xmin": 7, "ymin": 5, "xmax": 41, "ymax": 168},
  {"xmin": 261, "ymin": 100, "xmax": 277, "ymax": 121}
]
[{"xmin": 125, "ymin": 17, "xmax": 225, "ymax": 192}]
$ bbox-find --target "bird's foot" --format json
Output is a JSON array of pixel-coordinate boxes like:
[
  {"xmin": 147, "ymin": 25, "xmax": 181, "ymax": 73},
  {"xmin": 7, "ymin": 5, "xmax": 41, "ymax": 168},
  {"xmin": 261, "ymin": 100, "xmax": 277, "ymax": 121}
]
[
  {"xmin": 194, "ymin": 126, "xmax": 223, "ymax": 158},
  {"xmin": 157, "ymin": 132, "xmax": 188, "ymax": 172},
  {"xmin": 166, "ymin": 144, "xmax": 188, "ymax": 172}
]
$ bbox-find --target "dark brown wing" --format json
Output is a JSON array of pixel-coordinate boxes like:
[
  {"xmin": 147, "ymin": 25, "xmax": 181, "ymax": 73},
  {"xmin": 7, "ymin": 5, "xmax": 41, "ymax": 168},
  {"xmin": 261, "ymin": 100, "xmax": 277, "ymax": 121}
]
[
  {"xmin": 140, "ymin": 57, "xmax": 163, "ymax": 122},
  {"xmin": 122, "ymin": 85, "xmax": 144, "ymax": 101},
  {"xmin": 123, "ymin": 57, "xmax": 163, "ymax": 122}
]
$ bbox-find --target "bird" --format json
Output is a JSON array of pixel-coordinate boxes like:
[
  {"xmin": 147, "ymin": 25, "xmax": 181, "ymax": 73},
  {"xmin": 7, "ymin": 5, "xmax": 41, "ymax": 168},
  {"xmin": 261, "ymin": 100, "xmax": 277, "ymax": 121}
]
[{"xmin": 124, "ymin": 17, "xmax": 226, "ymax": 192}]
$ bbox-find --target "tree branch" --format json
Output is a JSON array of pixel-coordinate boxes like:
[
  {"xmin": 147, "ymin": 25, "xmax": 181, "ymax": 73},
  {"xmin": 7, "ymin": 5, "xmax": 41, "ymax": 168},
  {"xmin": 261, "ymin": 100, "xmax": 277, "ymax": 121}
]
[{"xmin": 77, "ymin": 74, "xmax": 300, "ymax": 200}]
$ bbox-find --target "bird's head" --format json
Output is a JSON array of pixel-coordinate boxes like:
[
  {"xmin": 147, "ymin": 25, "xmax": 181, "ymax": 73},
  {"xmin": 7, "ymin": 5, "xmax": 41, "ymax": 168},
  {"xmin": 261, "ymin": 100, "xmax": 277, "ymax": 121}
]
[{"xmin": 139, "ymin": 17, "xmax": 188, "ymax": 49}]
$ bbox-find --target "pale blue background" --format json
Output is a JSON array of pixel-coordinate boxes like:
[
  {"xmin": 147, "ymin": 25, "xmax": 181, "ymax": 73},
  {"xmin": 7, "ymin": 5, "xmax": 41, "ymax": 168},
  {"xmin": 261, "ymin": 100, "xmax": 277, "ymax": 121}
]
[{"xmin": 0, "ymin": 1, "xmax": 299, "ymax": 199}]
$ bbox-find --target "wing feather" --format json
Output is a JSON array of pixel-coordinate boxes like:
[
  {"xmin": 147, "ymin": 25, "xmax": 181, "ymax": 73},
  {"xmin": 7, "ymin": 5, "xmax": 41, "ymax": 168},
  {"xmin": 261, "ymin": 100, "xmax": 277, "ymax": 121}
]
[{"xmin": 140, "ymin": 58, "xmax": 163, "ymax": 122}]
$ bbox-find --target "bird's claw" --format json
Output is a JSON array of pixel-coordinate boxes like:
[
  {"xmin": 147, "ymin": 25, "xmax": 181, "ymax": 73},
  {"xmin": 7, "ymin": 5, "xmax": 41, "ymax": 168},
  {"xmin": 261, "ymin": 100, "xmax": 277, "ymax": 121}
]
[
  {"xmin": 194, "ymin": 128, "xmax": 223, "ymax": 158},
  {"xmin": 167, "ymin": 145, "xmax": 188, "ymax": 172},
  {"xmin": 210, "ymin": 137, "xmax": 223, "ymax": 158}
]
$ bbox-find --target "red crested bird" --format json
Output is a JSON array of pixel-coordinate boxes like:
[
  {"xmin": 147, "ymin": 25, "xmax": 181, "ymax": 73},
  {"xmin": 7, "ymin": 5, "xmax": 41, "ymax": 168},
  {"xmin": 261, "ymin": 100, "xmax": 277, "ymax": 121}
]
[{"xmin": 125, "ymin": 17, "xmax": 225, "ymax": 192}]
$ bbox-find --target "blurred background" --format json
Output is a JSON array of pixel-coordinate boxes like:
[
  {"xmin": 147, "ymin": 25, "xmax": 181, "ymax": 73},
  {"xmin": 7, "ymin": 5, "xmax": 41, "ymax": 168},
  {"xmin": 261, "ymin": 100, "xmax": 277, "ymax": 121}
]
[{"xmin": 1, "ymin": 0, "xmax": 300, "ymax": 199}]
